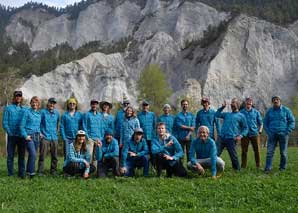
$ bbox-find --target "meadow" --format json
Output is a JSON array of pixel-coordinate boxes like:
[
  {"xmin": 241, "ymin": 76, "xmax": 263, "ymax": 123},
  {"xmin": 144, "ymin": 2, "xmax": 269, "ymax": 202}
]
[{"xmin": 0, "ymin": 147, "xmax": 297, "ymax": 212}]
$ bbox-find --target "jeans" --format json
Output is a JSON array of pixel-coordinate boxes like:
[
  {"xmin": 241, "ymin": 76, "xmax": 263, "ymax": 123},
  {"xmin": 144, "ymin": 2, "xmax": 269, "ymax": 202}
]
[
  {"xmin": 125, "ymin": 155, "xmax": 150, "ymax": 177},
  {"xmin": 265, "ymin": 133, "xmax": 288, "ymax": 171},
  {"xmin": 187, "ymin": 157, "xmax": 225, "ymax": 174},
  {"xmin": 38, "ymin": 139, "xmax": 58, "ymax": 174},
  {"xmin": 7, "ymin": 136, "xmax": 25, "ymax": 177},
  {"xmin": 217, "ymin": 137, "xmax": 240, "ymax": 170},
  {"xmin": 26, "ymin": 133, "xmax": 40, "ymax": 175}
]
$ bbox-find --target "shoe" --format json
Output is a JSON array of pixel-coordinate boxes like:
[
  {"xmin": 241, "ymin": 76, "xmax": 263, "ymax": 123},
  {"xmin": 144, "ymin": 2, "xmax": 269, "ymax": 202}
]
[{"xmin": 264, "ymin": 168, "xmax": 271, "ymax": 174}]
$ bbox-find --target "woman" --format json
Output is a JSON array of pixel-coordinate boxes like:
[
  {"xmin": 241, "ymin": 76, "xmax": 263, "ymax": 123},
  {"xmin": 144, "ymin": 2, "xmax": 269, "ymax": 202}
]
[
  {"xmin": 20, "ymin": 96, "xmax": 41, "ymax": 178},
  {"xmin": 63, "ymin": 130, "xmax": 95, "ymax": 178}
]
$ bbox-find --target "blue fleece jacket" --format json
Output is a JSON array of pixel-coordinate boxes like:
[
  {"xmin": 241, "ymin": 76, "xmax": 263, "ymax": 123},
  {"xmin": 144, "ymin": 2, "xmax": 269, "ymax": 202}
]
[
  {"xmin": 240, "ymin": 108, "xmax": 263, "ymax": 137},
  {"xmin": 2, "ymin": 104, "xmax": 26, "ymax": 137},
  {"xmin": 114, "ymin": 109, "xmax": 125, "ymax": 138},
  {"xmin": 40, "ymin": 108, "xmax": 60, "ymax": 141},
  {"xmin": 121, "ymin": 138, "xmax": 148, "ymax": 167},
  {"xmin": 82, "ymin": 110, "xmax": 104, "ymax": 141},
  {"xmin": 20, "ymin": 108, "xmax": 41, "ymax": 138},
  {"xmin": 120, "ymin": 117, "xmax": 140, "ymax": 145},
  {"xmin": 174, "ymin": 111, "xmax": 195, "ymax": 141},
  {"xmin": 60, "ymin": 111, "xmax": 83, "ymax": 141},
  {"xmin": 157, "ymin": 114, "xmax": 175, "ymax": 134},
  {"xmin": 96, "ymin": 138, "xmax": 119, "ymax": 161},
  {"xmin": 138, "ymin": 111, "xmax": 156, "ymax": 140},
  {"xmin": 195, "ymin": 108, "xmax": 220, "ymax": 139}
]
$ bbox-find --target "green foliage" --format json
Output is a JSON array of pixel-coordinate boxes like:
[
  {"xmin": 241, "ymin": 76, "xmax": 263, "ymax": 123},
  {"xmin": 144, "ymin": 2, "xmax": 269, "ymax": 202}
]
[{"xmin": 137, "ymin": 64, "xmax": 173, "ymax": 114}]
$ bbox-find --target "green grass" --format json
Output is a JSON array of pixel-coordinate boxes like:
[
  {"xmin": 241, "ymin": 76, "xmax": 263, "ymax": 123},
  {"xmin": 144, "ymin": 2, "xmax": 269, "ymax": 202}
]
[{"xmin": 0, "ymin": 147, "xmax": 298, "ymax": 212}]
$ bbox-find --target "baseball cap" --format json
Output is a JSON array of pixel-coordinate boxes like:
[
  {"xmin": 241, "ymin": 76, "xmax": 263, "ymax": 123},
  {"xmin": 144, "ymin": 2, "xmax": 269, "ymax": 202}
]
[
  {"xmin": 134, "ymin": 128, "xmax": 144, "ymax": 134},
  {"xmin": 48, "ymin": 97, "xmax": 57, "ymax": 104},
  {"xmin": 76, "ymin": 130, "xmax": 86, "ymax": 136},
  {"xmin": 90, "ymin": 99, "xmax": 99, "ymax": 104},
  {"xmin": 13, "ymin": 91, "xmax": 22, "ymax": 97}
]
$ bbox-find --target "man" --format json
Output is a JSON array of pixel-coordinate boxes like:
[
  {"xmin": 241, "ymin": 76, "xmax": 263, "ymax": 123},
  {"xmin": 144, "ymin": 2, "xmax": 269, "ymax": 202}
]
[
  {"xmin": 96, "ymin": 129, "xmax": 120, "ymax": 177},
  {"xmin": 174, "ymin": 99, "xmax": 195, "ymax": 161},
  {"xmin": 195, "ymin": 97, "xmax": 220, "ymax": 140},
  {"xmin": 263, "ymin": 96, "xmax": 295, "ymax": 172},
  {"xmin": 82, "ymin": 99, "xmax": 104, "ymax": 164},
  {"xmin": 240, "ymin": 97, "xmax": 263, "ymax": 169},
  {"xmin": 188, "ymin": 126, "xmax": 225, "ymax": 179},
  {"xmin": 157, "ymin": 104, "xmax": 175, "ymax": 134},
  {"xmin": 114, "ymin": 99, "xmax": 130, "ymax": 142},
  {"xmin": 38, "ymin": 97, "xmax": 60, "ymax": 175},
  {"xmin": 2, "ymin": 91, "xmax": 26, "ymax": 178},
  {"xmin": 215, "ymin": 98, "xmax": 248, "ymax": 171},
  {"xmin": 152, "ymin": 122, "xmax": 187, "ymax": 177},
  {"xmin": 121, "ymin": 128, "xmax": 150, "ymax": 177},
  {"xmin": 100, "ymin": 100, "xmax": 114, "ymax": 134}
]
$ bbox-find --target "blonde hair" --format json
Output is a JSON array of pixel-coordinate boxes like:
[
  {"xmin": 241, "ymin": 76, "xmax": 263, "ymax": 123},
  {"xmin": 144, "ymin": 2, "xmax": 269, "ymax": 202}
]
[{"xmin": 30, "ymin": 96, "xmax": 41, "ymax": 109}]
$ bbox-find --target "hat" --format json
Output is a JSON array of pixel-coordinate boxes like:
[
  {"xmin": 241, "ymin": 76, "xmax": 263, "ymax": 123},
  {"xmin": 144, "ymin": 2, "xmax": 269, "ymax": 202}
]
[
  {"xmin": 134, "ymin": 128, "xmax": 144, "ymax": 134},
  {"xmin": 76, "ymin": 130, "xmax": 86, "ymax": 136},
  {"xmin": 48, "ymin": 97, "xmax": 57, "ymax": 104},
  {"xmin": 90, "ymin": 99, "xmax": 99, "ymax": 104},
  {"xmin": 163, "ymin": 104, "xmax": 171, "ymax": 109},
  {"xmin": 201, "ymin": 97, "xmax": 210, "ymax": 103},
  {"xmin": 142, "ymin": 100, "xmax": 149, "ymax": 106},
  {"xmin": 67, "ymin": 98, "xmax": 77, "ymax": 104},
  {"xmin": 13, "ymin": 91, "xmax": 22, "ymax": 97},
  {"xmin": 123, "ymin": 99, "xmax": 130, "ymax": 105},
  {"xmin": 104, "ymin": 129, "xmax": 114, "ymax": 136},
  {"xmin": 271, "ymin": 95, "xmax": 281, "ymax": 102},
  {"xmin": 100, "ymin": 101, "xmax": 113, "ymax": 109},
  {"xmin": 245, "ymin": 96, "xmax": 253, "ymax": 102}
]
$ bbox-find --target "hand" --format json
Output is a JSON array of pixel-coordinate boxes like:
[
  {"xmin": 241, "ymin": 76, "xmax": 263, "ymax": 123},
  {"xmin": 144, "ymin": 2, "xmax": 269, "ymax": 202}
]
[
  {"xmin": 25, "ymin": 136, "xmax": 32, "ymax": 141},
  {"xmin": 163, "ymin": 154, "xmax": 173, "ymax": 161},
  {"xmin": 97, "ymin": 140, "xmax": 102, "ymax": 147},
  {"xmin": 235, "ymin": 136, "xmax": 242, "ymax": 144},
  {"xmin": 185, "ymin": 136, "xmax": 190, "ymax": 141},
  {"xmin": 222, "ymin": 100, "xmax": 227, "ymax": 108},
  {"xmin": 165, "ymin": 140, "xmax": 173, "ymax": 147},
  {"xmin": 196, "ymin": 163, "xmax": 205, "ymax": 175},
  {"xmin": 189, "ymin": 127, "xmax": 195, "ymax": 132},
  {"xmin": 83, "ymin": 172, "xmax": 89, "ymax": 179},
  {"xmin": 129, "ymin": 152, "xmax": 137, "ymax": 157},
  {"xmin": 102, "ymin": 157, "xmax": 106, "ymax": 162},
  {"xmin": 40, "ymin": 133, "xmax": 44, "ymax": 139},
  {"xmin": 120, "ymin": 167, "xmax": 127, "ymax": 174},
  {"xmin": 119, "ymin": 144, "xmax": 123, "ymax": 148}
]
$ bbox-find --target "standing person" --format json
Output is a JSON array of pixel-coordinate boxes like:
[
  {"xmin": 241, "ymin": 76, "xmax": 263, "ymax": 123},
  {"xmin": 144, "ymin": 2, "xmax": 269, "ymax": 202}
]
[
  {"xmin": 114, "ymin": 99, "xmax": 130, "ymax": 142},
  {"xmin": 137, "ymin": 101, "xmax": 156, "ymax": 153},
  {"xmin": 96, "ymin": 129, "xmax": 120, "ymax": 177},
  {"xmin": 120, "ymin": 128, "xmax": 150, "ymax": 177},
  {"xmin": 2, "ymin": 91, "xmax": 26, "ymax": 178},
  {"xmin": 215, "ymin": 98, "xmax": 248, "ymax": 171},
  {"xmin": 157, "ymin": 104, "xmax": 175, "ymax": 134},
  {"xmin": 82, "ymin": 99, "xmax": 104, "ymax": 164},
  {"xmin": 174, "ymin": 99, "xmax": 195, "ymax": 161},
  {"xmin": 264, "ymin": 96, "xmax": 295, "ymax": 172},
  {"xmin": 188, "ymin": 126, "xmax": 225, "ymax": 179},
  {"xmin": 38, "ymin": 98, "xmax": 60, "ymax": 175},
  {"xmin": 240, "ymin": 97, "xmax": 263, "ymax": 169},
  {"xmin": 195, "ymin": 97, "xmax": 220, "ymax": 140},
  {"xmin": 152, "ymin": 122, "xmax": 187, "ymax": 178},
  {"xmin": 60, "ymin": 98, "xmax": 83, "ymax": 160},
  {"xmin": 63, "ymin": 130, "xmax": 95, "ymax": 179},
  {"xmin": 20, "ymin": 96, "xmax": 42, "ymax": 178},
  {"xmin": 100, "ymin": 101, "xmax": 114, "ymax": 135}
]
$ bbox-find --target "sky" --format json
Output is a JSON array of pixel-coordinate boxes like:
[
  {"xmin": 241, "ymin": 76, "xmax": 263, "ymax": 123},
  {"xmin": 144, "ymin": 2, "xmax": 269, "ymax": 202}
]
[{"xmin": 0, "ymin": 0, "xmax": 82, "ymax": 8}]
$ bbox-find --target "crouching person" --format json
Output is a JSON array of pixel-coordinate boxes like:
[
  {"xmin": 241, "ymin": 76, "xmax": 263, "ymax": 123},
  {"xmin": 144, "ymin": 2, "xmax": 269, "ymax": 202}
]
[
  {"xmin": 120, "ymin": 128, "xmax": 150, "ymax": 177},
  {"xmin": 96, "ymin": 129, "xmax": 120, "ymax": 177},
  {"xmin": 63, "ymin": 130, "xmax": 95, "ymax": 179},
  {"xmin": 152, "ymin": 122, "xmax": 187, "ymax": 178},
  {"xmin": 188, "ymin": 126, "xmax": 225, "ymax": 179}
]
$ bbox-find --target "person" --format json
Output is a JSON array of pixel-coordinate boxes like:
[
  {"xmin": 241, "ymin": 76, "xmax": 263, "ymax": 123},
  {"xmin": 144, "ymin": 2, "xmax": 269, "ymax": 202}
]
[
  {"xmin": 100, "ymin": 100, "xmax": 114, "ymax": 134},
  {"xmin": 114, "ymin": 99, "xmax": 130, "ymax": 142},
  {"xmin": 82, "ymin": 99, "xmax": 104, "ymax": 164},
  {"xmin": 63, "ymin": 130, "xmax": 95, "ymax": 178},
  {"xmin": 195, "ymin": 97, "xmax": 220, "ymax": 140},
  {"xmin": 20, "ymin": 96, "xmax": 42, "ymax": 178},
  {"xmin": 60, "ymin": 98, "xmax": 83, "ymax": 159},
  {"xmin": 120, "ymin": 128, "xmax": 150, "ymax": 177},
  {"xmin": 157, "ymin": 104, "xmax": 175, "ymax": 134},
  {"xmin": 38, "ymin": 97, "xmax": 60, "ymax": 175},
  {"xmin": 263, "ymin": 96, "xmax": 295, "ymax": 172},
  {"xmin": 215, "ymin": 98, "xmax": 248, "ymax": 171},
  {"xmin": 137, "ymin": 100, "xmax": 156, "ymax": 153},
  {"xmin": 96, "ymin": 129, "xmax": 120, "ymax": 177},
  {"xmin": 174, "ymin": 99, "xmax": 195, "ymax": 161},
  {"xmin": 188, "ymin": 126, "xmax": 225, "ymax": 179},
  {"xmin": 2, "ymin": 90, "xmax": 26, "ymax": 178},
  {"xmin": 152, "ymin": 122, "xmax": 187, "ymax": 177},
  {"xmin": 240, "ymin": 97, "xmax": 263, "ymax": 169}
]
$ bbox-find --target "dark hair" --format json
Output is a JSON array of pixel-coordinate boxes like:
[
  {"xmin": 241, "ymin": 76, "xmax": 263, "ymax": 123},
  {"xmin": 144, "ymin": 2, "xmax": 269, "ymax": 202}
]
[
  {"xmin": 74, "ymin": 135, "xmax": 87, "ymax": 153},
  {"xmin": 125, "ymin": 106, "xmax": 137, "ymax": 118},
  {"xmin": 180, "ymin": 99, "xmax": 189, "ymax": 105}
]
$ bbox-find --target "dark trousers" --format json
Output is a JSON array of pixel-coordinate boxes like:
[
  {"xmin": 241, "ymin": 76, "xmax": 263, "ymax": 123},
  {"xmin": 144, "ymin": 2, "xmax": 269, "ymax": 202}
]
[
  {"xmin": 178, "ymin": 139, "xmax": 191, "ymax": 161},
  {"xmin": 217, "ymin": 137, "xmax": 240, "ymax": 170},
  {"xmin": 63, "ymin": 162, "xmax": 95, "ymax": 176},
  {"xmin": 241, "ymin": 135, "xmax": 260, "ymax": 168},
  {"xmin": 126, "ymin": 155, "xmax": 150, "ymax": 177},
  {"xmin": 97, "ymin": 157, "xmax": 120, "ymax": 177},
  {"xmin": 154, "ymin": 154, "xmax": 187, "ymax": 177},
  {"xmin": 38, "ymin": 139, "xmax": 58, "ymax": 174},
  {"xmin": 7, "ymin": 136, "xmax": 25, "ymax": 177}
]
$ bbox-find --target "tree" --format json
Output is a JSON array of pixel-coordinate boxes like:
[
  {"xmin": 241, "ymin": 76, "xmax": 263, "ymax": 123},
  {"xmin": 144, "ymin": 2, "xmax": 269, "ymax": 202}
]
[{"xmin": 137, "ymin": 64, "xmax": 172, "ymax": 114}]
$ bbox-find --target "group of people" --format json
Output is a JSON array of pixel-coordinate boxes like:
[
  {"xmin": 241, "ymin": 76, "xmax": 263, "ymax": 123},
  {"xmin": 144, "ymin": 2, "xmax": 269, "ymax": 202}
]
[{"xmin": 2, "ymin": 90, "xmax": 295, "ymax": 179}]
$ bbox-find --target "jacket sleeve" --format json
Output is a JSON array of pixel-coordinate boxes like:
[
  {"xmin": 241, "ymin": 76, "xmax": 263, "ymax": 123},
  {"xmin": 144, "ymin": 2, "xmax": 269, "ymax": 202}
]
[
  {"xmin": 68, "ymin": 145, "xmax": 86, "ymax": 164},
  {"xmin": 137, "ymin": 139, "xmax": 148, "ymax": 157},
  {"xmin": 104, "ymin": 140, "xmax": 119, "ymax": 158},
  {"xmin": 172, "ymin": 138, "xmax": 184, "ymax": 160},
  {"xmin": 2, "ymin": 107, "xmax": 12, "ymax": 135},
  {"xmin": 60, "ymin": 114, "xmax": 66, "ymax": 141},
  {"xmin": 96, "ymin": 145, "xmax": 103, "ymax": 161},
  {"xmin": 286, "ymin": 108, "xmax": 295, "ymax": 134},
  {"xmin": 210, "ymin": 140, "xmax": 217, "ymax": 177},
  {"xmin": 151, "ymin": 139, "xmax": 164, "ymax": 154},
  {"xmin": 263, "ymin": 110, "xmax": 271, "ymax": 136},
  {"xmin": 215, "ymin": 106, "xmax": 225, "ymax": 119},
  {"xmin": 82, "ymin": 113, "xmax": 90, "ymax": 139},
  {"xmin": 121, "ymin": 143, "xmax": 129, "ymax": 167},
  {"xmin": 189, "ymin": 140, "xmax": 197, "ymax": 165},
  {"xmin": 19, "ymin": 110, "xmax": 28, "ymax": 138},
  {"xmin": 195, "ymin": 111, "xmax": 200, "ymax": 132},
  {"xmin": 239, "ymin": 115, "xmax": 248, "ymax": 137}
]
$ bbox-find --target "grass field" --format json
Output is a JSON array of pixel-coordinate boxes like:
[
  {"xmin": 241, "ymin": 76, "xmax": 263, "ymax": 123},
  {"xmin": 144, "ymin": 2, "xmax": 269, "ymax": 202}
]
[{"xmin": 0, "ymin": 147, "xmax": 297, "ymax": 212}]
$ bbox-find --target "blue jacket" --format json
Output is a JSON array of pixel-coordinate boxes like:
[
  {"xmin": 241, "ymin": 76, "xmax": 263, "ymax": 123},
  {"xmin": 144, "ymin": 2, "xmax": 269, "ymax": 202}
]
[
  {"xmin": 101, "ymin": 112, "xmax": 114, "ymax": 134},
  {"xmin": 40, "ymin": 108, "xmax": 60, "ymax": 141},
  {"xmin": 60, "ymin": 111, "xmax": 83, "ymax": 141},
  {"xmin": 120, "ymin": 117, "xmax": 140, "ymax": 145},
  {"xmin": 240, "ymin": 108, "xmax": 263, "ymax": 137},
  {"xmin": 2, "ymin": 104, "xmax": 26, "ymax": 137},
  {"xmin": 96, "ymin": 138, "xmax": 119, "ymax": 161},
  {"xmin": 152, "ymin": 134, "xmax": 183, "ymax": 166},
  {"xmin": 195, "ymin": 108, "xmax": 220, "ymax": 139},
  {"xmin": 64, "ymin": 143, "xmax": 91, "ymax": 174},
  {"xmin": 82, "ymin": 110, "xmax": 104, "ymax": 141},
  {"xmin": 121, "ymin": 138, "xmax": 148, "ymax": 167},
  {"xmin": 20, "ymin": 108, "xmax": 41, "ymax": 138},
  {"xmin": 157, "ymin": 114, "xmax": 175, "ymax": 134},
  {"xmin": 138, "ymin": 111, "xmax": 156, "ymax": 140},
  {"xmin": 215, "ymin": 106, "xmax": 248, "ymax": 139},
  {"xmin": 174, "ymin": 111, "xmax": 195, "ymax": 141},
  {"xmin": 114, "ymin": 109, "xmax": 125, "ymax": 138},
  {"xmin": 264, "ymin": 105, "xmax": 295, "ymax": 136},
  {"xmin": 189, "ymin": 137, "xmax": 217, "ymax": 177}
]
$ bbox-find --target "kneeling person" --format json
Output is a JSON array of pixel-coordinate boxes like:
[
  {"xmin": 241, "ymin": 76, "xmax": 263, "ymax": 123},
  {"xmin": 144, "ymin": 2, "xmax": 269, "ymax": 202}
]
[
  {"xmin": 188, "ymin": 126, "xmax": 225, "ymax": 178},
  {"xmin": 121, "ymin": 128, "xmax": 150, "ymax": 177},
  {"xmin": 96, "ymin": 129, "xmax": 120, "ymax": 177},
  {"xmin": 152, "ymin": 122, "xmax": 187, "ymax": 178}
]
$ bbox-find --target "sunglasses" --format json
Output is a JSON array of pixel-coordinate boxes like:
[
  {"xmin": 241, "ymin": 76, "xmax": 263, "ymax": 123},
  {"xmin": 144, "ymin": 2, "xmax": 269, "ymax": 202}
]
[{"xmin": 69, "ymin": 102, "xmax": 76, "ymax": 105}]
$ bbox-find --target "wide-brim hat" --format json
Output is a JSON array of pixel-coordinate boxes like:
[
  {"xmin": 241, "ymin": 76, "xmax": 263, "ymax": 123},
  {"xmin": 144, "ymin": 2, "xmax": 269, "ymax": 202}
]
[{"xmin": 100, "ymin": 101, "xmax": 113, "ymax": 109}]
